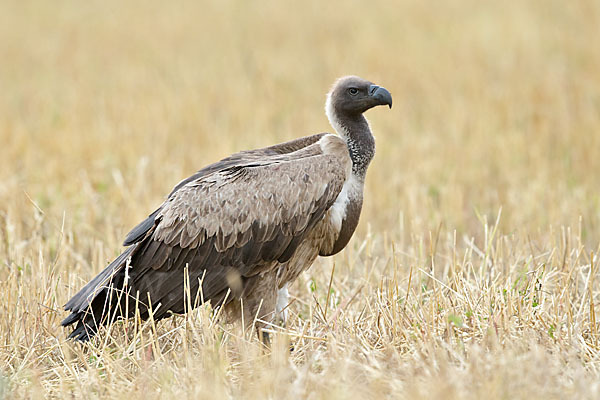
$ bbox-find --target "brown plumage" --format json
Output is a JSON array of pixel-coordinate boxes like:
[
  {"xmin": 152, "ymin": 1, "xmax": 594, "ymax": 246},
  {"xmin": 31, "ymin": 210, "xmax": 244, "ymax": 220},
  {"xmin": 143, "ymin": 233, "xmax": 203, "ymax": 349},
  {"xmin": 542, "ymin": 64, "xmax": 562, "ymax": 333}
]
[{"xmin": 62, "ymin": 76, "xmax": 392, "ymax": 341}]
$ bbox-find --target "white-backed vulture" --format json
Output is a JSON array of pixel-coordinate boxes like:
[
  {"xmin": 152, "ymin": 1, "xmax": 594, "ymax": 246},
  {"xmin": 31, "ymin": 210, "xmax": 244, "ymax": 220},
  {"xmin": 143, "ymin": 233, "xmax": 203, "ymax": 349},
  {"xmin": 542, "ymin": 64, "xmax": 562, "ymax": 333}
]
[{"xmin": 62, "ymin": 76, "xmax": 392, "ymax": 341}]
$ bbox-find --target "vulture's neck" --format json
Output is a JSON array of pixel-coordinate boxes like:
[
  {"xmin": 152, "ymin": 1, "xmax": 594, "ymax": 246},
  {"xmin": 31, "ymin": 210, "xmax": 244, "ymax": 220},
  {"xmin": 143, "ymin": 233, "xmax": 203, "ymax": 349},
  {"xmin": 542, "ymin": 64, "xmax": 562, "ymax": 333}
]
[{"xmin": 326, "ymin": 105, "xmax": 375, "ymax": 178}]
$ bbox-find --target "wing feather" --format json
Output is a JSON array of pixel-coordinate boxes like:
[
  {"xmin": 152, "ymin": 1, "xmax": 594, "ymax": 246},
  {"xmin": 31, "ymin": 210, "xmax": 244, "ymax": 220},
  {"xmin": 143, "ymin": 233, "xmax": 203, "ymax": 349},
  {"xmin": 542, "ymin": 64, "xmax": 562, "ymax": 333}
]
[
  {"xmin": 122, "ymin": 133, "xmax": 327, "ymax": 247},
  {"xmin": 63, "ymin": 135, "xmax": 350, "ymax": 337},
  {"xmin": 128, "ymin": 142, "xmax": 349, "ymax": 311}
]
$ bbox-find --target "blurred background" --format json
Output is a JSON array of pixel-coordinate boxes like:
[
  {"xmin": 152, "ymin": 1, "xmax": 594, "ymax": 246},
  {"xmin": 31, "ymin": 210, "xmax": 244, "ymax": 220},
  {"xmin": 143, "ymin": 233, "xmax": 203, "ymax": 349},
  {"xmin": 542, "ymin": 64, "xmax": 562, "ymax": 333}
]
[{"xmin": 1, "ymin": 0, "xmax": 599, "ymax": 254}]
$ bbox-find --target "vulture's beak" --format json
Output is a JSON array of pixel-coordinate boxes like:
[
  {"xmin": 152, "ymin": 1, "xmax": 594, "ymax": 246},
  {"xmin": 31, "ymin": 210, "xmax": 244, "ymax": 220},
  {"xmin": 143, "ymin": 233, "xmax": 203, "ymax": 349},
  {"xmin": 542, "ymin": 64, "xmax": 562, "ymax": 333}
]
[{"xmin": 369, "ymin": 85, "xmax": 393, "ymax": 109}]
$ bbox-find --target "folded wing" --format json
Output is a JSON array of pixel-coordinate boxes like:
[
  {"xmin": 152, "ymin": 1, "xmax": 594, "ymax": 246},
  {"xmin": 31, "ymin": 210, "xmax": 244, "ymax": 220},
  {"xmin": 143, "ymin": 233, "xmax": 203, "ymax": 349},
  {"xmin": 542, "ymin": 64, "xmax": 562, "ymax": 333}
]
[{"xmin": 62, "ymin": 138, "xmax": 349, "ymax": 340}]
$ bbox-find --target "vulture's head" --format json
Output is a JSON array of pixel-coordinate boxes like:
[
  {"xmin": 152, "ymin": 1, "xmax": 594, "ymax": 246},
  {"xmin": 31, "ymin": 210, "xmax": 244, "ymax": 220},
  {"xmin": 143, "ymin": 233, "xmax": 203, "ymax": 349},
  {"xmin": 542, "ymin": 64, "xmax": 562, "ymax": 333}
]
[{"xmin": 326, "ymin": 76, "xmax": 392, "ymax": 119}]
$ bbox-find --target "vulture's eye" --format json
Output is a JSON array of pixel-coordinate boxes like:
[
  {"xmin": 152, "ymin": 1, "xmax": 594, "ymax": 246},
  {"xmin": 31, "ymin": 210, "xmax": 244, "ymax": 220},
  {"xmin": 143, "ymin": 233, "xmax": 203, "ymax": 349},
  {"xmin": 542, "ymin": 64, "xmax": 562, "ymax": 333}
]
[{"xmin": 348, "ymin": 87, "xmax": 359, "ymax": 96}]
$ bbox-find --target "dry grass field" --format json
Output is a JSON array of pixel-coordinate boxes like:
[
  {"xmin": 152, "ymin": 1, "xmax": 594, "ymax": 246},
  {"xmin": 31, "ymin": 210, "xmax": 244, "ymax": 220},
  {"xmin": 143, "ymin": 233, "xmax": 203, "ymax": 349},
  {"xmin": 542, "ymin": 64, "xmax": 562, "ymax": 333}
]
[{"xmin": 1, "ymin": 0, "xmax": 600, "ymax": 398}]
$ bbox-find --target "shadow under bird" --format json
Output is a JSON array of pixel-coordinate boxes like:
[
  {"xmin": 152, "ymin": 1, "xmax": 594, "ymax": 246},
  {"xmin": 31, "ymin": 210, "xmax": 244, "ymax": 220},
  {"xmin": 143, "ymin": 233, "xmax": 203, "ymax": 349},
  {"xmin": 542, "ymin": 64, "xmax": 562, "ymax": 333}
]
[{"xmin": 62, "ymin": 76, "xmax": 392, "ymax": 341}]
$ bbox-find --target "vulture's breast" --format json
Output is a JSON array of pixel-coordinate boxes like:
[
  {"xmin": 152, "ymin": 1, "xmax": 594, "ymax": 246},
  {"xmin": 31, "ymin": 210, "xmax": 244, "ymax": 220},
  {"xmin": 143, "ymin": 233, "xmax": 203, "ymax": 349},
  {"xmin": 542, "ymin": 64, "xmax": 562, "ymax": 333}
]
[{"xmin": 320, "ymin": 173, "xmax": 364, "ymax": 256}]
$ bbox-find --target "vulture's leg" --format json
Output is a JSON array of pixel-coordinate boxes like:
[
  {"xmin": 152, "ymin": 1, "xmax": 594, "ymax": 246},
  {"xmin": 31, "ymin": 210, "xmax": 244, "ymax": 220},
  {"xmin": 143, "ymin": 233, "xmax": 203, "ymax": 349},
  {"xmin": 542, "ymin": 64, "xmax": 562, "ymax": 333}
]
[
  {"xmin": 241, "ymin": 275, "xmax": 279, "ymax": 346},
  {"xmin": 275, "ymin": 284, "xmax": 290, "ymax": 327}
]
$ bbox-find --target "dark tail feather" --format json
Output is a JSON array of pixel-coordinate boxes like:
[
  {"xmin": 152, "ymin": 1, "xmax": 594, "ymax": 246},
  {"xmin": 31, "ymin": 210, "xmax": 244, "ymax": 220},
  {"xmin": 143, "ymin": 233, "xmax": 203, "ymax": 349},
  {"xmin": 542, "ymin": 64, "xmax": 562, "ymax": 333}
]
[
  {"xmin": 62, "ymin": 296, "xmax": 105, "ymax": 342},
  {"xmin": 64, "ymin": 246, "xmax": 135, "ymax": 313},
  {"xmin": 62, "ymin": 246, "xmax": 136, "ymax": 341},
  {"xmin": 61, "ymin": 312, "xmax": 79, "ymax": 326},
  {"xmin": 67, "ymin": 318, "xmax": 98, "ymax": 342}
]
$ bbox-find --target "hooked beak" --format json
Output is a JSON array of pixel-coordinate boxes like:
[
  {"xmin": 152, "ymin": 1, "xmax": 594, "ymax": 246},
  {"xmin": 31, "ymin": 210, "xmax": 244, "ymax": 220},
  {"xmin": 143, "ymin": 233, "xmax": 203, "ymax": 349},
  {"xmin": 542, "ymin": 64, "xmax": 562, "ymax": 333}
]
[{"xmin": 369, "ymin": 84, "xmax": 393, "ymax": 109}]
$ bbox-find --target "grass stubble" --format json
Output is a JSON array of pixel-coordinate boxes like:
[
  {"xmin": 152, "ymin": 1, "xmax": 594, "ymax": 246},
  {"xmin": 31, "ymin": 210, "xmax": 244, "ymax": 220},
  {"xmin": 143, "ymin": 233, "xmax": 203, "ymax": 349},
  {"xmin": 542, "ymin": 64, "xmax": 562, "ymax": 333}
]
[{"xmin": 1, "ymin": 0, "xmax": 600, "ymax": 398}]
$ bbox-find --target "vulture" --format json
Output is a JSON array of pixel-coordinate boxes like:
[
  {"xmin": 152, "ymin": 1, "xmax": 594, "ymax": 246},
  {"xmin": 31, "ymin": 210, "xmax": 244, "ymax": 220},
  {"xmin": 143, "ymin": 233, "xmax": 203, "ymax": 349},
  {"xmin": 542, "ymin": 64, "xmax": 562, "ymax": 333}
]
[{"xmin": 62, "ymin": 76, "xmax": 392, "ymax": 341}]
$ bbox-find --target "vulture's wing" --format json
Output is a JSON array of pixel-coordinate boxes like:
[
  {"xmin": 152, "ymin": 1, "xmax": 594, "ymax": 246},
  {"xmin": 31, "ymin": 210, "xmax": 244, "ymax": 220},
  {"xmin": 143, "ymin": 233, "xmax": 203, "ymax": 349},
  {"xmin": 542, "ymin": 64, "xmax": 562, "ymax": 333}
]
[
  {"xmin": 63, "ymin": 135, "xmax": 350, "ymax": 336},
  {"xmin": 128, "ymin": 143, "xmax": 349, "ymax": 317},
  {"xmin": 123, "ymin": 133, "xmax": 326, "ymax": 246}
]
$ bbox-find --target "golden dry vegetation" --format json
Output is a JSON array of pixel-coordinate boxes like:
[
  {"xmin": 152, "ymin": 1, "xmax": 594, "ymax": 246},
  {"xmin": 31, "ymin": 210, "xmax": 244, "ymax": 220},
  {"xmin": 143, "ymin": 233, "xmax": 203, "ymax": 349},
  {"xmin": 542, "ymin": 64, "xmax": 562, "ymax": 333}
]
[{"xmin": 1, "ymin": 0, "xmax": 600, "ymax": 398}]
